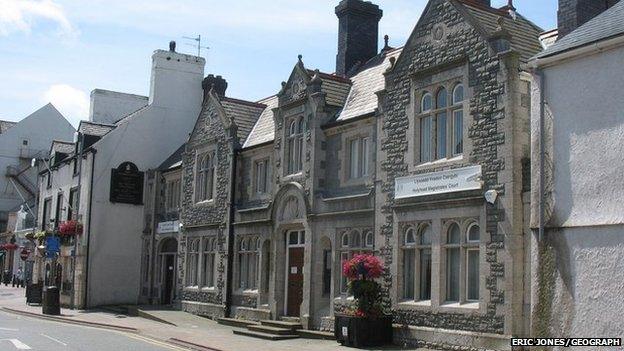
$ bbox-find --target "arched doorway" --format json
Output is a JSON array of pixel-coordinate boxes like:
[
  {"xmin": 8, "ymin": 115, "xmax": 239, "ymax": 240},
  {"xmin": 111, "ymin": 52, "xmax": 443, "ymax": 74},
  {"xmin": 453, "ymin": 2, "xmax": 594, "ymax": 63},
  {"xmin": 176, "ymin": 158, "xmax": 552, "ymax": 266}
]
[{"xmin": 159, "ymin": 238, "xmax": 178, "ymax": 305}]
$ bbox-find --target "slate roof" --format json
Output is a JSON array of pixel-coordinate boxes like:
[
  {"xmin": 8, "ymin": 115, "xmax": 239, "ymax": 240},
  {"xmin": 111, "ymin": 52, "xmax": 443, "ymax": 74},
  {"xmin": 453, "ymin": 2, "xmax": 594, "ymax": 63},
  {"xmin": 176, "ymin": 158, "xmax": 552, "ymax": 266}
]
[
  {"xmin": 242, "ymin": 95, "xmax": 278, "ymax": 149},
  {"xmin": 0, "ymin": 120, "xmax": 17, "ymax": 134},
  {"xmin": 457, "ymin": 0, "xmax": 544, "ymax": 62},
  {"xmin": 336, "ymin": 48, "xmax": 402, "ymax": 122},
  {"xmin": 51, "ymin": 140, "xmax": 75, "ymax": 154},
  {"xmin": 307, "ymin": 71, "xmax": 352, "ymax": 107},
  {"xmin": 220, "ymin": 97, "xmax": 266, "ymax": 143},
  {"xmin": 158, "ymin": 144, "xmax": 185, "ymax": 171},
  {"xmin": 534, "ymin": 1, "xmax": 624, "ymax": 59},
  {"xmin": 78, "ymin": 120, "xmax": 116, "ymax": 137}
]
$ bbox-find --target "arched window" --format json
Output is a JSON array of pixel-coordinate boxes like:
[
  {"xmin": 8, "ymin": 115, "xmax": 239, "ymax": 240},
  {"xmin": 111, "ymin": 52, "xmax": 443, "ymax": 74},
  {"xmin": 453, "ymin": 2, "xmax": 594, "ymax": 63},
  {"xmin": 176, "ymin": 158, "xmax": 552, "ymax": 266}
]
[
  {"xmin": 238, "ymin": 236, "xmax": 259, "ymax": 290},
  {"xmin": 436, "ymin": 87, "xmax": 448, "ymax": 109},
  {"xmin": 402, "ymin": 224, "xmax": 432, "ymax": 301},
  {"xmin": 446, "ymin": 223, "xmax": 461, "ymax": 302},
  {"xmin": 339, "ymin": 228, "xmax": 373, "ymax": 294},
  {"xmin": 436, "ymin": 87, "xmax": 448, "ymax": 158},
  {"xmin": 466, "ymin": 222, "xmax": 480, "ymax": 301},
  {"xmin": 452, "ymin": 83, "xmax": 464, "ymax": 156},
  {"xmin": 202, "ymin": 237, "xmax": 217, "ymax": 288},
  {"xmin": 288, "ymin": 117, "xmax": 304, "ymax": 174},
  {"xmin": 443, "ymin": 220, "xmax": 481, "ymax": 303},
  {"xmin": 421, "ymin": 92, "xmax": 432, "ymax": 112},
  {"xmin": 186, "ymin": 239, "xmax": 200, "ymax": 286},
  {"xmin": 195, "ymin": 151, "xmax": 215, "ymax": 202},
  {"xmin": 364, "ymin": 231, "xmax": 374, "ymax": 248}
]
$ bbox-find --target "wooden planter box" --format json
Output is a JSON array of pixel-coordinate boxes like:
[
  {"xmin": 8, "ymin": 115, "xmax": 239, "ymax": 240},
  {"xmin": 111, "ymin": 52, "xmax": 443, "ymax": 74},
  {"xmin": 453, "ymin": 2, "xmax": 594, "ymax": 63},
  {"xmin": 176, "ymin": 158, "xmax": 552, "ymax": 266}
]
[
  {"xmin": 26, "ymin": 283, "xmax": 43, "ymax": 304},
  {"xmin": 334, "ymin": 314, "xmax": 393, "ymax": 347}
]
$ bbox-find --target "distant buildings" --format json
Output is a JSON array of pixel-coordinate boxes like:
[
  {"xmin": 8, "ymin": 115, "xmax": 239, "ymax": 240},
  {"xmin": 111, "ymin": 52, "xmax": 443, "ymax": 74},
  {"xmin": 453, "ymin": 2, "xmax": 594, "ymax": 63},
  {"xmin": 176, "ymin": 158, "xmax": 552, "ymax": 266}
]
[{"xmin": 0, "ymin": 104, "xmax": 74, "ymax": 283}]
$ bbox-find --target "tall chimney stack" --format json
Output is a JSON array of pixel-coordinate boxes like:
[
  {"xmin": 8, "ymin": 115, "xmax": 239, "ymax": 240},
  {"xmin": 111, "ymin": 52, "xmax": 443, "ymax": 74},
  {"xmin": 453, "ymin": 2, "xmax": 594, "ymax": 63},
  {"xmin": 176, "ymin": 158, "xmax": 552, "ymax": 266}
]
[
  {"xmin": 558, "ymin": 0, "xmax": 620, "ymax": 38},
  {"xmin": 335, "ymin": 0, "xmax": 383, "ymax": 77}
]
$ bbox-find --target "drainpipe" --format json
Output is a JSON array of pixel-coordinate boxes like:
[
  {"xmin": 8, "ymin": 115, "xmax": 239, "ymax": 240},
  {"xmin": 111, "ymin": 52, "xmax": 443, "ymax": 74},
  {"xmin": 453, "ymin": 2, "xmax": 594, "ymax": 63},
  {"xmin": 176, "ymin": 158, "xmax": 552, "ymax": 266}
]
[
  {"xmin": 538, "ymin": 68, "xmax": 545, "ymax": 243},
  {"xmin": 84, "ymin": 150, "xmax": 96, "ymax": 308},
  {"xmin": 224, "ymin": 146, "xmax": 237, "ymax": 318}
]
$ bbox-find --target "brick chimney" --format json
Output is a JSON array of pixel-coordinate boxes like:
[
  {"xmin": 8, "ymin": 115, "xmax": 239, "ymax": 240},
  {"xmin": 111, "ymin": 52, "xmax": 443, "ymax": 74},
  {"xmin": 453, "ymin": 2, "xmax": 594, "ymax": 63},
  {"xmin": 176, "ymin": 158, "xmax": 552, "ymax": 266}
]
[
  {"xmin": 558, "ymin": 0, "xmax": 620, "ymax": 38},
  {"xmin": 202, "ymin": 74, "xmax": 228, "ymax": 98},
  {"xmin": 335, "ymin": 0, "xmax": 383, "ymax": 77}
]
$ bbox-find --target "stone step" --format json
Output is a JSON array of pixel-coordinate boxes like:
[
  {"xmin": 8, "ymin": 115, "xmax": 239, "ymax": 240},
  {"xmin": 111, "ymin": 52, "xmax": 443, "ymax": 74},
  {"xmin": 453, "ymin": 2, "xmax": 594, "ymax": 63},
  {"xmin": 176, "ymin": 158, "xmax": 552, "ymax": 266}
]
[
  {"xmin": 260, "ymin": 320, "xmax": 303, "ymax": 331},
  {"xmin": 280, "ymin": 316, "xmax": 301, "ymax": 324},
  {"xmin": 296, "ymin": 329, "xmax": 335, "ymax": 340},
  {"xmin": 233, "ymin": 329, "xmax": 299, "ymax": 341},
  {"xmin": 247, "ymin": 324, "xmax": 294, "ymax": 335},
  {"xmin": 217, "ymin": 317, "xmax": 259, "ymax": 328}
]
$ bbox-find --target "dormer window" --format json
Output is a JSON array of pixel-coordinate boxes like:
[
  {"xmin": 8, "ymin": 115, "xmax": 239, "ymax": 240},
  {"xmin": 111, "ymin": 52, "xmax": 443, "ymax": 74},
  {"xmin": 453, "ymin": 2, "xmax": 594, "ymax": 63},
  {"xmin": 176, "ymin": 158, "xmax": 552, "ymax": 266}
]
[{"xmin": 287, "ymin": 117, "xmax": 304, "ymax": 175}]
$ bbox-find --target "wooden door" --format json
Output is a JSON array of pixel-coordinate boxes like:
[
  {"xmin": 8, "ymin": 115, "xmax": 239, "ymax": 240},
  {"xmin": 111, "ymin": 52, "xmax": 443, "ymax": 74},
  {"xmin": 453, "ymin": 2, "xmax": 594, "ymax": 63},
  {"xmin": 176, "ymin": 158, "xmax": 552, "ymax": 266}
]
[
  {"xmin": 287, "ymin": 247, "xmax": 304, "ymax": 317},
  {"xmin": 162, "ymin": 255, "xmax": 175, "ymax": 305}
]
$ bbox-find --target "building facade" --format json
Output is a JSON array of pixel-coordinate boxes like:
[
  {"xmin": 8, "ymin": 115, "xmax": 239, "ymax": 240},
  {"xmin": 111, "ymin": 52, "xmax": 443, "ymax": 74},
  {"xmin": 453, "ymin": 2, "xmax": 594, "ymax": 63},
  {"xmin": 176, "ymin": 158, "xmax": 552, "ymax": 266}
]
[
  {"xmin": 173, "ymin": 1, "xmax": 542, "ymax": 349},
  {"xmin": 529, "ymin": 0, "xmax": 624, "ymax": 345}
]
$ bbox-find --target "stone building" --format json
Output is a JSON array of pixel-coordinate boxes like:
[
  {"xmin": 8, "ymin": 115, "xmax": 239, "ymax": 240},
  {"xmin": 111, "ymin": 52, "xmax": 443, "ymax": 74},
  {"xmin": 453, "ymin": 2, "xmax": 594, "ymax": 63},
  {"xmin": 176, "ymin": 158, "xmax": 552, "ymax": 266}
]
[
  {"xmin": 175, "ymin": 0, "xmax": 543, "ymax": 348},
  {"xmin": 529, "ymin": 0, "xmax": 624, "ymax": 345}
]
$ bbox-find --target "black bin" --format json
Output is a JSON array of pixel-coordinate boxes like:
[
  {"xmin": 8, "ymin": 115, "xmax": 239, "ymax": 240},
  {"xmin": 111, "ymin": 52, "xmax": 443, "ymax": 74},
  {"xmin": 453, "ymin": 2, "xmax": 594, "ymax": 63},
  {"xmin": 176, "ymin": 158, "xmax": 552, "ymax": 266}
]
[{"xmin": 42, "ymin": 286, "xmax": 60, "ymax": 315}]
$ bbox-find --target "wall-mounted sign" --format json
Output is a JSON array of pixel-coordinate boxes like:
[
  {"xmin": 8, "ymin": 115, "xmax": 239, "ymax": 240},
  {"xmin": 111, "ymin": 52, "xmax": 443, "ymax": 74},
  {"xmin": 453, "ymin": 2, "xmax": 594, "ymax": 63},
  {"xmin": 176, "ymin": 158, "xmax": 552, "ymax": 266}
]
[
  {"xmin": 45, "ymin": 236, "xmax": 60, "ymax": 259},
  {"xmin": 157, "ymin": 220, "xmax": 180, "ymax": 234},
  {"xmin": 110, "ymin": 162, "xmax": 144, "ymax": 205},
  {"xmin": 395, "ymin": 165, "xmax": 482, "ymax": 200}
]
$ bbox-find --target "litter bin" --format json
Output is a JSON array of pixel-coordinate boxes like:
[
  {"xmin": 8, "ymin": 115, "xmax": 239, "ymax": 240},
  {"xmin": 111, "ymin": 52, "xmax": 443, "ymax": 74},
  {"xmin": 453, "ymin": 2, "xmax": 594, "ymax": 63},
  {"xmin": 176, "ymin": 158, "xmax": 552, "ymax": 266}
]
[{"xmin": 42, "ymin": 286, "xmax": 60, "ymax": 315}]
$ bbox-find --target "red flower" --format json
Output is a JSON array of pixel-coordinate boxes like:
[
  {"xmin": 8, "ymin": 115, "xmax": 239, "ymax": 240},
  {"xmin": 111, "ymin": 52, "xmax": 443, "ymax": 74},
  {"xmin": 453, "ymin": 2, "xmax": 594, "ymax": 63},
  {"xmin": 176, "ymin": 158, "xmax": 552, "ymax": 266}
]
[
  {"xmin": 342, "ymin": 253, "xmax": 384, "ymax": 281},
  {"xmin": 0, "ymin": 243, "xmax": 19, "ymax": 251},
  {"xmin": 59, "ymin": 220, "xmax": 83, "ymax": 236}
]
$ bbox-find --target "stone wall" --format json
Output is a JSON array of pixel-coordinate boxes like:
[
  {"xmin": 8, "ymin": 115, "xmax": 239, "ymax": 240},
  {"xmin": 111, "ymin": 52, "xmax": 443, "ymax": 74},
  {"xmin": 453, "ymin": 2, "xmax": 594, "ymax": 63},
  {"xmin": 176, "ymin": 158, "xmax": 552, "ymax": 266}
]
[{"xmin": 376, "ymin": 0, "xmax": 516, "ymax": 335}]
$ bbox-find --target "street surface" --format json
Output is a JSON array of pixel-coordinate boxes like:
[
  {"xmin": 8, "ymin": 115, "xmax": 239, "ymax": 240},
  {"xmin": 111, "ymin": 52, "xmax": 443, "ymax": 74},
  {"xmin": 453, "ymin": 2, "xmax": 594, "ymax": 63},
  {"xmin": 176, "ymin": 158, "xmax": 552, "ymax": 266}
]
[{"xmin": 0, "ymin": 287, "xmax": 181, "ymax": 351}]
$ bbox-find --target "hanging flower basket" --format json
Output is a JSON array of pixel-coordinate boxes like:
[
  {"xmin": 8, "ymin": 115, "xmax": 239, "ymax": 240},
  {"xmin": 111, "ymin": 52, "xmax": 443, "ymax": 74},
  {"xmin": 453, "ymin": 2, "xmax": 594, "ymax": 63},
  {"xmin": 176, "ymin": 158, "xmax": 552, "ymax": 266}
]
[
  {"xmin": 58, "ymin": 220, "xmax": 83, "ymax": 237},
  {"xmin": 0, "ymin": 243, "xmax": 19, "ymax": 251},
  {"xmin": 335, "ymin": 253, "xmax": 392, "ymax": 348}
]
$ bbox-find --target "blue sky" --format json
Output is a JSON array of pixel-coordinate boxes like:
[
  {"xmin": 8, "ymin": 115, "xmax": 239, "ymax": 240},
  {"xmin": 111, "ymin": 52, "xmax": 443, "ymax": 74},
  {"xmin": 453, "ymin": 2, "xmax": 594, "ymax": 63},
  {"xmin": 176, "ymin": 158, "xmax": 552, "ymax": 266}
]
[{"xmin": 0, "ymin": 0, "xmax": 558, "ymax": 127}]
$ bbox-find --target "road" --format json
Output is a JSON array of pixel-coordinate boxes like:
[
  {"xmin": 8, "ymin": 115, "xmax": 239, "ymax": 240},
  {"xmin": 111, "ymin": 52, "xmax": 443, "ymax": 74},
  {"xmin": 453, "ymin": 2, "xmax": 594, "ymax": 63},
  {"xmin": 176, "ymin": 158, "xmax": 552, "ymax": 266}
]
[{"xmin": 0, "ymin": 299, "xmax": 184, "ymax": 351}]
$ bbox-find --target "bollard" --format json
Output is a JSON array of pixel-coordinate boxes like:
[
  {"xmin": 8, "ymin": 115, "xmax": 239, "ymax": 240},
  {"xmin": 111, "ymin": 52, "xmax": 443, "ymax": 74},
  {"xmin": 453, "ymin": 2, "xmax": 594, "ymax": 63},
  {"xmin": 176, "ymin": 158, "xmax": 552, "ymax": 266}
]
[{"xmin": 42, "ymin": 286, "xmax": 60, "ymax": 315}]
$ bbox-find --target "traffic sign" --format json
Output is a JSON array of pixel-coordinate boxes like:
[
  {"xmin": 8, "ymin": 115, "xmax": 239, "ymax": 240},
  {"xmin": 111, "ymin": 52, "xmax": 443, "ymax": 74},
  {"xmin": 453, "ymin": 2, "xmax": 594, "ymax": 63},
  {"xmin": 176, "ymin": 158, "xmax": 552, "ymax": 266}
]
[
  {"xmin": 20, "ymin": 249, "xmax": 29, "ymax": 261},
  {"xmin": 45, "ymin": 236, "xmax": 60, "ymax": 258}
]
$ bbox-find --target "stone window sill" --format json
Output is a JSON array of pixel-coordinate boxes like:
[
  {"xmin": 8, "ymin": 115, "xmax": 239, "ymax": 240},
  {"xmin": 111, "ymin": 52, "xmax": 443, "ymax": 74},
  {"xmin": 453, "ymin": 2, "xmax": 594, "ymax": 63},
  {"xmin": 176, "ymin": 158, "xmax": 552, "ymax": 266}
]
[
  {"xmin": 200, "ymin": 287, "xmax": 217, "ymax": 292},
  {"xmin": 235, "ymin": 289, "xmax": 259, "ymax": 296},
  {"xmin": 195, "ymin": 199, "xmax": 215, "ymax": 206},
  {"xmin": 184, "ymin": 286, "xmax": 200, "ymax": 291},
  {"xmin": 334, "ymin": 295, "xmax": 355, "ymax": 302},
  {"xmin": 415, "ymin": 154, "xmax": 464, "ymax": 171},
  {"xmin": 439, "ymin": 301, "xmax": 479, "ymax": 312},
  {"xmin": 397, "ymin": 299, "xmax": 432, "ymax": 308}
]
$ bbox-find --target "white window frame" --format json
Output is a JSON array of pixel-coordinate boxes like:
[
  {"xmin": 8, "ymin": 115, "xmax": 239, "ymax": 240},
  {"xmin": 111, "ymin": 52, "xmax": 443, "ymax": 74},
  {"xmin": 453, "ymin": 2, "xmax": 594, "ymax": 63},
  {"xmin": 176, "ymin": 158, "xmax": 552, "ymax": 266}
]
[
  {"xmin": 202, "ymin": 237, "xmax": 217, "ymax": 289},
  {"xmin": 348, "ymin": 136, "xmax": 371, "ymax": 179},
  {"xmin": 254, "ymin": 159, "xmax": 269, "ymax": 195},
  {"xmin": 287, "ymin": 117, "xmax": 304, "ymax": 175},
  {"xmin": 238, "ymin": 236, "xmax": 259, "ymax": 291},
  {"xmin": 186, "ymin": 239, "xmax": 200, "ymax": 287}
]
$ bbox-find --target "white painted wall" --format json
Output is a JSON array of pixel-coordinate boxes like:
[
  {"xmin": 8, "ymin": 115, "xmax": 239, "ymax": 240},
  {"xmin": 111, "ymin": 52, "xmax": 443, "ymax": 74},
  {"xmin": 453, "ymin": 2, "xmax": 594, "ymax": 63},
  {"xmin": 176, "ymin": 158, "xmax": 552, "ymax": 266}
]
[
  {"xmin": 89, "ymin": 90, "xmax": 148, "ymax": 125},
  {"xmin": 531, "ymin": 43, "xmax": 624, "ymax": 342},
  {"xmin": 0, "ymin": 104, "xmax": 75, "ymax": 217},
  {"xmin": 86, "ymin": 49, "xmax": 205, "ymax": 307},
  {"xmin": 544, "ymin": 46, "xmax": 624, "ymax": 227}
]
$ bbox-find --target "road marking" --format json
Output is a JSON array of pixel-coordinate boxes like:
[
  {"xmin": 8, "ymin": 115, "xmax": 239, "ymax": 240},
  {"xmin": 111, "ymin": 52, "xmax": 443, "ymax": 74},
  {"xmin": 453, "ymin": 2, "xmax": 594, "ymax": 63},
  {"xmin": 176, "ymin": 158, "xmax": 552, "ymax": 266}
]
[
  {"xmin": 123, "ymin": 333, "xmax": 187, "ymax": 350},
  {"xmin": 40, "ymin": 333, "xmax": 67, "ymax": 346},
  {"xmin": 0, "ymin": 339, "xmax": 32, "ymax": 349},
  {"xmin": 0, "ymin": 327, "xmax": 19, "ymax": 331}
]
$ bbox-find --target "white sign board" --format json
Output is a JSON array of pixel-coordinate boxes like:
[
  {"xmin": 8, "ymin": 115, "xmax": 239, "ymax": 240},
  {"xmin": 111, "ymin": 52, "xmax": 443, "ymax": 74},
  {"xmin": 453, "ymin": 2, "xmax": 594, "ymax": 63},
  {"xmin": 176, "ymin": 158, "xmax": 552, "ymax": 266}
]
[
  {"xmin": 395, "ymin": 165, "xmax": 482, "ymax": 199},
  {"xmin": 157, "ymin": 220, "xmax": 179, "ymax": 234}
]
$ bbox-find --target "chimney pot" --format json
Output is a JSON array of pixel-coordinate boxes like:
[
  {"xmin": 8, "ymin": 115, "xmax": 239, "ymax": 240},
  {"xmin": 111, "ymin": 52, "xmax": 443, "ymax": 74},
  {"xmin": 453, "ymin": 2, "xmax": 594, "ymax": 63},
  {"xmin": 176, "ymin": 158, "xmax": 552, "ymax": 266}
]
[{"xmin": 202, "ymin": 74, "xmax": 228, "ymax": 97}]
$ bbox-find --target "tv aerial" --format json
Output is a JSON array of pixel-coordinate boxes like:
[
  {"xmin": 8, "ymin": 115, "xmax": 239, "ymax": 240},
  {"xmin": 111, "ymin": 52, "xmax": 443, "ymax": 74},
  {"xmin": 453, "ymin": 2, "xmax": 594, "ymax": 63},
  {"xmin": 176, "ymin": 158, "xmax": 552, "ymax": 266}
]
[{"xmin": 183, "ymin": 35, "xmax": 210, "ymax": 57}]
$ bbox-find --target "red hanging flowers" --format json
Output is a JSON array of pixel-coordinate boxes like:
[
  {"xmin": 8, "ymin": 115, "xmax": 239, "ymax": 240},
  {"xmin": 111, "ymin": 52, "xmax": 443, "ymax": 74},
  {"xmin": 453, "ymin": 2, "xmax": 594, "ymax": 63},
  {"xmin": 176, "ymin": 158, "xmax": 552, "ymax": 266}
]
[
  {"xmin": 58, "ymin": 220, "xmax": 83, "ymax": 236},
  {"xmin": 0, "ymin": 243, "xmax": 19, "ymax": 251}
]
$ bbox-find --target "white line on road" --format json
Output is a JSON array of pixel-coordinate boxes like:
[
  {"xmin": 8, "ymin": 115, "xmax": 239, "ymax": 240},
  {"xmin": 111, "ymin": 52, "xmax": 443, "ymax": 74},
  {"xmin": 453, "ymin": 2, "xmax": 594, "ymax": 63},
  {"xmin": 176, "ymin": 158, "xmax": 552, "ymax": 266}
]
[
  {"xmin": 0, "ymin": 339, "xmax": 32, "ymax": 349},
  {"xmin": 40, "ymin": 333, "xmax": 68, "ymax": 346},
  {"xmin": 0, "ymin": 327, "xmax": 19, "ymax": 331}
]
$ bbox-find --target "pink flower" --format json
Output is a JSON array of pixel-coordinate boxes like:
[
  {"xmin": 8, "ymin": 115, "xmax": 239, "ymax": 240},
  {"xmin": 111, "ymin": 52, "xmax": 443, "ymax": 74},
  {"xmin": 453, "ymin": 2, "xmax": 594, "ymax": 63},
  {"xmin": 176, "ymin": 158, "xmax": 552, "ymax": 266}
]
[{"xmin": 342, "ymin": 253, "xmax": 384, "ymax": 281}]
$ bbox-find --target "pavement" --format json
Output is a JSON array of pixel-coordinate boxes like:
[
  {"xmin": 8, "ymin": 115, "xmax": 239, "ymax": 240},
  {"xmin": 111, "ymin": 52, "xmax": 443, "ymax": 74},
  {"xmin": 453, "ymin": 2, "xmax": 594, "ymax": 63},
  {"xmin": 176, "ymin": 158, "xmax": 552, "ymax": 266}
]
[{"xmin": 0, "ymin": 285, "xmax": 427, "ymax": 351}]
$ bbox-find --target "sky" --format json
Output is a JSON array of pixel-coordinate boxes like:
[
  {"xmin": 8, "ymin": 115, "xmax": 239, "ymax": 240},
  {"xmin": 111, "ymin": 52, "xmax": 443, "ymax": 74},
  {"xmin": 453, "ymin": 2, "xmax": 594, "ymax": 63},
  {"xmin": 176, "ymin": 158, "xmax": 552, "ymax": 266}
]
[{"xmin": 0, "ymin": 0, "xmax": 558, "ymax": 127}]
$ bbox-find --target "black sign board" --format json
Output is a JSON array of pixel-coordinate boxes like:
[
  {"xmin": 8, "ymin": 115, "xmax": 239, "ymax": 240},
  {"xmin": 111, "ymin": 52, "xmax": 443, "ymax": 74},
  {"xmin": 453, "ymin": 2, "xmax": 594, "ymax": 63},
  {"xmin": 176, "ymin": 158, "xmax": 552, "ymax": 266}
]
[{"xmin": 110, "ymin": 162, "xmax": 144, "ymax": 205}]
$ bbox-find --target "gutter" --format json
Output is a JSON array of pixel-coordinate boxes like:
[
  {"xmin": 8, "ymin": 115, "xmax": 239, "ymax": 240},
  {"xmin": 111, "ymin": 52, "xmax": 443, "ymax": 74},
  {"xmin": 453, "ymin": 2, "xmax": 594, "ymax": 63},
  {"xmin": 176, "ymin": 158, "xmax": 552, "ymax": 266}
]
[
  {"xmin": 538, "ymin": 68, "xmax": 545, "ymax": 242},
  {"xmin": 224, "ymin": 147, "xmax": 237, "ymax": 318},
  {"xmin": 84, "ymin": 149, "xmax": 97, "ymax": 307},
  {"xmin": 532, "ymin": 34, "xmax": 624, "ymax": 69}
]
